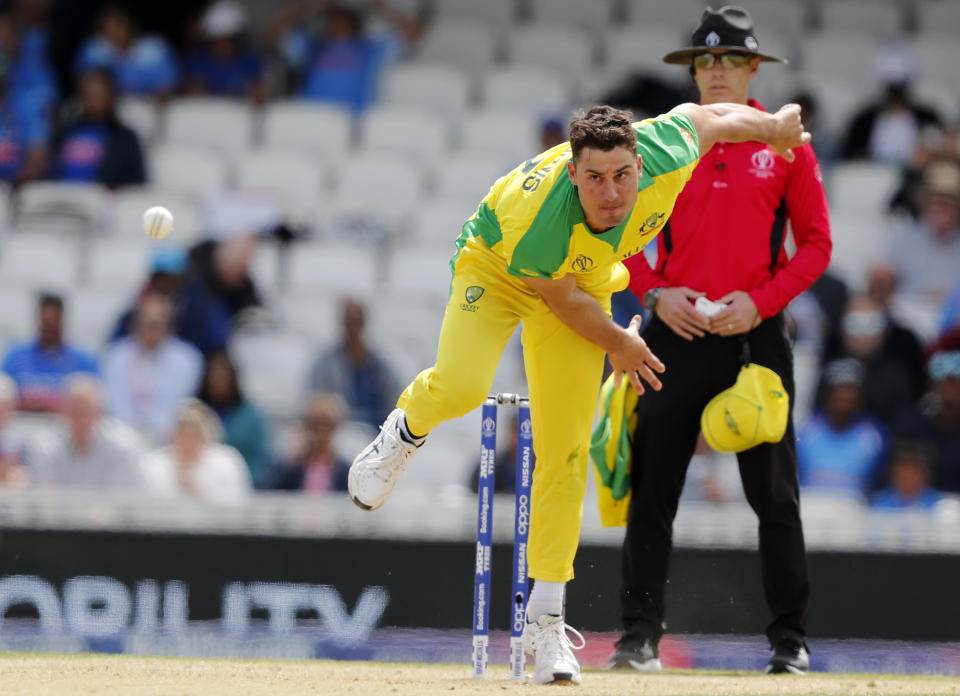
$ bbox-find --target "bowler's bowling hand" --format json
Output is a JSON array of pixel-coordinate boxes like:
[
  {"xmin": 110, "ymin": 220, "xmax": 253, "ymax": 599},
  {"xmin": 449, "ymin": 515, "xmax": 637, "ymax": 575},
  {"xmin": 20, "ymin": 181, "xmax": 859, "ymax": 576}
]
[{"xmin": 610, "ymin": 315, "xmax": 666, "ymax": 395}]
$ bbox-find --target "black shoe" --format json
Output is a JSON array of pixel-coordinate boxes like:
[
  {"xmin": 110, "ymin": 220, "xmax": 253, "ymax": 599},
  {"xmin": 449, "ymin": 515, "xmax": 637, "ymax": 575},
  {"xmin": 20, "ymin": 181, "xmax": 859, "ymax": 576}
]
[
  {"xmin": 608, "ymin": 637, "xmax": 662, "ymax": 672},
  {"xmin": 765, "ymin": 638, "xmax": 809, "ymax": 675}
]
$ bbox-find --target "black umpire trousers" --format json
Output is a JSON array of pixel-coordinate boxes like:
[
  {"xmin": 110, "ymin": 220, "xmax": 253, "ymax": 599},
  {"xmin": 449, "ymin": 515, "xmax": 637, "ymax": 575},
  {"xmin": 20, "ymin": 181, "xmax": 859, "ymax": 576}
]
[{"xmin": 620, "ymin": 313, "xmax": 810, "ymax": 646}]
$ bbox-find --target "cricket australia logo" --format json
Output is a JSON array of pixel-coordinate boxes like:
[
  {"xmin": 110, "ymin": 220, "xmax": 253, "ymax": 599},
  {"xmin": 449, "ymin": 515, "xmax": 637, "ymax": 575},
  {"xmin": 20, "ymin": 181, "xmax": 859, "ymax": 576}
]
[
  {"xmin": 571, "ymin": 254, "xmax": 595, "ymax": 272},
  {"xmin": 640, "ymin": 212, "xmax": 666, "ymax": 234},
  {"xmin": 749, "ymin": 148, "xmax": 777, "ymax": 179},
  {"xmin": 724, "ymin": 408, "xmax": 741, "ymax": 436},
  {"xmin": 460, "ymin": 286, "xmax": 484, "ymax": 312}
]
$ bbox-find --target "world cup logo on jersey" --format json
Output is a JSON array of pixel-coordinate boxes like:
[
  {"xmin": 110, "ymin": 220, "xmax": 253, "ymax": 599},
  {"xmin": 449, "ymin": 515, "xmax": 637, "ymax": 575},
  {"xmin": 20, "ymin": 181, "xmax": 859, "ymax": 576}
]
[{"xmin": 749, "ymin": 148, "xmax": 777, "ymax": 179}]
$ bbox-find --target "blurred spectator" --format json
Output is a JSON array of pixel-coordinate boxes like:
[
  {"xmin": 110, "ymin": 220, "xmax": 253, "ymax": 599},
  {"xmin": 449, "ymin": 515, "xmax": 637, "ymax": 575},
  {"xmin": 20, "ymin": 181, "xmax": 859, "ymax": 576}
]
[
  {"xmin": 0, "ymin": 373, "xmax": 27, "ymax": 487},
  {"xmin": 8, "ymin": 0, "xmax": 51, "ymax": 65},
  {"xmin": 819, "ymin": 295, "xmax": 924, "ymax": 424},
  {"xmin": 308, "ymin": 298, "xmax": 399, "ymax": 429},
  {"xmin": 74, "ymin": 6, "xmax": 179, "ymax": 100},
  {"xmin": 0, "ymin": 19, "xmax": 49, "ymax": 184},
  {"xmin": 102, "ymin": 293, "xmax": 203, "ymax": 442},
  {"xmin": 539, "ymin": 115, "xmax": 565, "ymax": 151},
  {"xmin": 840, "ymin": 53, "xmax": 942, "ymax": 165},
  {"xmin": 29, "ymin": 374, "xmax": 146, "ymax": 490},
  {"xmin": 140, "ymin": 398, "xmax": 252, "ymax": 504},
  {"xmin": 938, "ymin": 279, "xmax": 960, "ymax": 339},
  {"xmin": 264, "ymin": 392, "xmax": 350, "ymax": 493},
  {"xmin": 789, "ymin": 271, "xmax": 850, "ymax": 362},
  {"xmin": 270, "ymin": 0, "xmax": 422, "ymax": 113},
  {"xmin": 798, "ymin": 359, "xmax": 885, "ymax": 495},
  {"xmin": 885, "ymin": 159, "xmax": 960, "ymax": 302},
  {"xmin": 468, "ymin": 412, "xmax": 520, "ymax": 494},
  {"xmin": 48, "ymin": 67, "xmax": 145, "ymax": 188},
  {"xmin": 184, "ymin": 0, "xmax": 265, "ymax": 103},
  {"xmin": 196, "ymin": 350, "xmax": 272, "ymax": 486},
  {"xmin": 790, "ymin": 91, "xmax": 836, "ymax": 169},
  {"xmin": 870, "ymin": 441, "xmax": 944, "ymax": 510},
  {"xmin": 600, "ymin": 73, "xmax": 693, "ymax": 122},
  {"xmin": 0, "ymin": 8, "xmax": 56, "ymax": 123},
  {"xmin": 892, "ymin": 350, "xmax": 960, "ymax": 494},
  {"xmin": 2, "ymin": 292, "xmax": 98, "ymax": 412},
  {"xmin": 179, "ymin": 236, "xmax": 264, "ymax": 354}
]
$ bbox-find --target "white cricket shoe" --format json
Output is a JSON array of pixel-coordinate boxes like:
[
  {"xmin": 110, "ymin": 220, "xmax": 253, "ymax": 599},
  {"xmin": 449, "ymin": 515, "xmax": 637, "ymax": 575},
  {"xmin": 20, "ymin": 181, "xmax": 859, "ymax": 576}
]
[
  {"xmin": 522, "ymin": 614, "xmax": 585, "ymax": 685},
  {"xmin": 348, "ymin": 408, "xmax": 421, "ymax": 511}
]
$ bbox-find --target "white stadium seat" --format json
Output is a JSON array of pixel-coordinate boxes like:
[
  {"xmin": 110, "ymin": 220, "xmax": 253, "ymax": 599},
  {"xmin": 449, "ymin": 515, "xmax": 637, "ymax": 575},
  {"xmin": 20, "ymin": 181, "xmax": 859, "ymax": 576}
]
[
  {"xmin": 430, "ymin": 0, "xmax": 516, "ymax": 29},
  {"xmin": 0, "ymin": 233, "xmax": 80, "ymax": 291},
  {"xmin": 359, "ymin": 105, "xmax": 452, "ymax": 161},
  {"xmin": 907, "ymin": 36, "xmax": 960, "ymax": 92},
  {"xmin": 414, "ymin": 19, "xmax": 500, "ymax": 75},
  {"xmin": 117, "ymin": 97, "xmax": 159, "ymax": 146},
  {"xmin": 86, "ymin": 241, "xmax": 154, "ymax": 291},
  {"xmin": 14, "ymin": 182, "xmax": 109, "ymax": 234},
  {"xmin": 508, "ymin": 23, "xmax": 596, "ymax": 84},
  {"xmin": 0, "ymin": 285, "xmax": 35, "ymax": 347},
  {"xmin": 622, "ymin": 0, "xmax": 705, "ymax": 29},
  {"xmin": 916, "ymin": 0, "xmax": 960, "ymax": 36},
  {"xmin": 482, "ymin": 66, "xmax": 571, "ymax": 114},
  {"xmin": 229, "ymin": 329, "xmax": 315, "ymax": 420},
  {"xmin": 408, "ymin": 201, "xmax": 474, "ymax": 245},
  {"xmin": 430, "ymin": 155, "xmax": 508, "ymax": 207},
  {"xmin": 150, "ymin": 144, "xmax": 228, "ymax": 196},
  {"xmin": 605, "ymin": 25, "xmax": 691, "ymax": 83},
  {"xmin": 737, "ymin": 0, "xmax": 808, "ymax": 35},
  {"xmin": 66, "ymin": 287, "xmax": 129, "ymax": 351},
  {"xmin": 529, "ymin": 0, "xmax": 615, "ymax": 32},
  {"xmin": 384, "ymin": 244, "xmax": 457, "ymax": 297},
  {"xmin": 379, "ymin": 63, "xmax": 472, "ymax": 118},
  {"xmin": 818, "ymin": 0, "xmax": 904, "ymax": 39},
  {"xmin": 458, "ymin": 109, "xmax": 540, "ymax": 163},
  {"xmin": 800, "ymin": 33, "xmax": 882, "ymax": 85},
  {"xmin": 260, "ymin": 101, "xmax": 353, "ymax": 158},
  {"xmin": 286, "ymin": 242, "xmax": 378, "ymax": 295},
  {"xmin": 234, "ymin": 150, "xmax": 324, "ymax": 222},
  {"xmin": 827, "ymin": 161, "xmax": 900, "ymax": 217},
  {"xmin": 164, "ymin": 98, "xmax": 255, "ymax": 154}
]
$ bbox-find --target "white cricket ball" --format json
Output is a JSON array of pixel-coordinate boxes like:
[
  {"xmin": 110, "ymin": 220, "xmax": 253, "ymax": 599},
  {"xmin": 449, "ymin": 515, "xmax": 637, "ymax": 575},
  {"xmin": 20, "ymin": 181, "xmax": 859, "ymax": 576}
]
[{"xmin": 143, "ymin": 206, "xmax": 174, "ymax": 239}]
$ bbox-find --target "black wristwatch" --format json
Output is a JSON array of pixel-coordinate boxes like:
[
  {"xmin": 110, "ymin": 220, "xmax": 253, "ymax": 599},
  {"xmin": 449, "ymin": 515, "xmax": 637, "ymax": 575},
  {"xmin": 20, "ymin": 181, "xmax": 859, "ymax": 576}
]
[{"xmin": 643, "ymin": 287, "xmax": 664, "ymax": 311}]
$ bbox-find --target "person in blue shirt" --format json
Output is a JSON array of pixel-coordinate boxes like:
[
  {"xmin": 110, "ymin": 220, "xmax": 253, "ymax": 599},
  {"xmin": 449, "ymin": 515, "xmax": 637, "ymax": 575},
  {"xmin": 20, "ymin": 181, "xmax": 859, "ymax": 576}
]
[
  {"xmin": 0, "ymin": 9, "xmax": 56, "ymax": 127},
  {"xmin": 797, "ymin": 358, "xmax": 886, "ymax": 495},
  {"xmin": 49, "ymin": 68, "xmax": 145, "ymax": 188},
  {"xmin": 2, "ymin": 293, "xmax": 98, "ymax": 412},
  {"xmin": 74, "ymin": 6, "xmax": 179, "ymax": 100},
  {"xmin": 185, "ymin": 0, "xmax": 265, "ymax": 104},
  {"xmin": 270, "ymin": 1, "xmax": 421, "ymax": 113},
  {"xmin": 870, "ymin": 441, "xmax": 944, "ymax": 510},
  {"xmin": 307, "ymin": 298, "xmax": 399, "ymax": 430},
  {"xmin": 0, "ymin": 14, "xmax": 50, "ymax": 184}
]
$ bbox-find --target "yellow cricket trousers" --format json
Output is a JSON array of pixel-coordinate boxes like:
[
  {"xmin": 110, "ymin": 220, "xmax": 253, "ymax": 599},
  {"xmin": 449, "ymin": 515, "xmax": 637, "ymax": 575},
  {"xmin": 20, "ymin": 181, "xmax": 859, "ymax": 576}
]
[{"xmin": 398, "ymin": 238, "xmax": 626, "ymax": 582}]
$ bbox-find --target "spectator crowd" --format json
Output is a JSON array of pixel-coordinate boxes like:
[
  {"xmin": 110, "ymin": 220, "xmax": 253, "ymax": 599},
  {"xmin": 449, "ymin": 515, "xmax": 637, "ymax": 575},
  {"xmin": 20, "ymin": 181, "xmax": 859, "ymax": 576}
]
[{"xmin": 0, "ymin": 0, "xmax": 957, "ymax": 515}]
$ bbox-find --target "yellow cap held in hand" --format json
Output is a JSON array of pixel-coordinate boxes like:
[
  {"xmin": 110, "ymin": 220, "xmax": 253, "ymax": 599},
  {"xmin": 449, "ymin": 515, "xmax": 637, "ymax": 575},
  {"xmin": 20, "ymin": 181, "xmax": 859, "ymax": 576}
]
[{"xmin": 700, "ymin": 364, "xmax": 789, "ymax": 453}]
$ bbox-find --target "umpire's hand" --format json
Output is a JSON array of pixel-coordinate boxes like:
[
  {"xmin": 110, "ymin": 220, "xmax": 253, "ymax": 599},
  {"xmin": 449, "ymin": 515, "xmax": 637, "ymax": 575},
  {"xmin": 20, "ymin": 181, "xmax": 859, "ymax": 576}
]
[{"xmin": 655, "ymin": 287, "xmax": 711, "ymax": 340}]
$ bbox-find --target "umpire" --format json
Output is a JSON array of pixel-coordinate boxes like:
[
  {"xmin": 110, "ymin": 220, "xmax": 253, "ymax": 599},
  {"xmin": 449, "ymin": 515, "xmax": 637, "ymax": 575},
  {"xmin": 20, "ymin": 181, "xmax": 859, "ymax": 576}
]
[{"xmin": 609, "ymin": 6, "xmax": 831, "ymax": 675}]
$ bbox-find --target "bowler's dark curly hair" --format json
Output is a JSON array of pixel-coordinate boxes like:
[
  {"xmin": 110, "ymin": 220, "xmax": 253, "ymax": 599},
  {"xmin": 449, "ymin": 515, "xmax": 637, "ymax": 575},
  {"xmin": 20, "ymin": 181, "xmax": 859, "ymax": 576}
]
[{"xmin": 568, "ymin": 105, "xmax": 637, "ymax": 162}]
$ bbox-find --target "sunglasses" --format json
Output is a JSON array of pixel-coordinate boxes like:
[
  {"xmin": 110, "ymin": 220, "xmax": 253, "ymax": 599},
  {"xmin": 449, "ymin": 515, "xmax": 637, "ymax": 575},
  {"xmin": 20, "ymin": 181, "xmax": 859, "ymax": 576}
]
[{"xmin": 692, "ymin": 52, "xmax": 752, "ymax": 70}]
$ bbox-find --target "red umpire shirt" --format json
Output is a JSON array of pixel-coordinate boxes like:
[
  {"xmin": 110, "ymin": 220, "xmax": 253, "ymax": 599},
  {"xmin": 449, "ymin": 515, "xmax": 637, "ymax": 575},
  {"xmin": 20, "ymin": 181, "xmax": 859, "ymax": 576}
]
[{"xmin": 627, "ymin": 100, "xmax": 831, "ymax": 318}]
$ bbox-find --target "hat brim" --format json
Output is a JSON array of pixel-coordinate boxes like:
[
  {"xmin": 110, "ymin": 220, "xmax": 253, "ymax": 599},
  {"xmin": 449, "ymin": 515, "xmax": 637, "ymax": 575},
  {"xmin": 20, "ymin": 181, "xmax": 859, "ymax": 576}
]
[{"xmin": 662, "ymin": 47, "xmax": 786, "ymax": 65}]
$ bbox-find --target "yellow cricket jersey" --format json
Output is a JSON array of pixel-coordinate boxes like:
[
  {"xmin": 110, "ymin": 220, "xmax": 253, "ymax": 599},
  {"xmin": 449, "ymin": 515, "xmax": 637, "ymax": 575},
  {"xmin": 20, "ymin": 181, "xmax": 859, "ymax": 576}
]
[{"xmin": 453, "ymin": 113, "xmax": 700, "ymax": 288}]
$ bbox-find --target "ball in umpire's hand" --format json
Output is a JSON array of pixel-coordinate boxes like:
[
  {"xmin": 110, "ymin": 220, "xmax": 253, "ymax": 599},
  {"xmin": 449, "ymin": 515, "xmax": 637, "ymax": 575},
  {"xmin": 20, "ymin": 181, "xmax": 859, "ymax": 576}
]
[{"xmin": 143, "ymin": 206, "xmax": 174, "ymax": 239}]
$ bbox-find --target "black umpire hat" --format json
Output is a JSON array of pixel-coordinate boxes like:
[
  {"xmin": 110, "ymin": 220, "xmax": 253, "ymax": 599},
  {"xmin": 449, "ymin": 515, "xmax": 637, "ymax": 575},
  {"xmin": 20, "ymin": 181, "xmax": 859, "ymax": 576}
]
[{"xmin": 661, "ymin": 5, "xmax": 786, "ymax": 65}]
